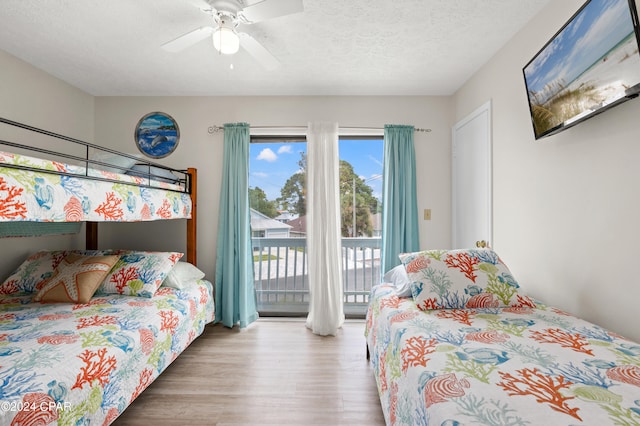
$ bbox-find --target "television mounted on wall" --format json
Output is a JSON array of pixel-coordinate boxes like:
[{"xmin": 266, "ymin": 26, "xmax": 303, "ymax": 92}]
[{"xmin": 523, "ymin": 0, "xmax": 640, "ymax": 139}]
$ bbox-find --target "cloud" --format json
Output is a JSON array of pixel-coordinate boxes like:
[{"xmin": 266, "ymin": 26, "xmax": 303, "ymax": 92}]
[
  {"xmin": 277, "ymin": 145, "xmax": 293, "ymax": 154},
  {"xmin": 257, "ymin": 148, "xmax": 277, "ymax": 162}
]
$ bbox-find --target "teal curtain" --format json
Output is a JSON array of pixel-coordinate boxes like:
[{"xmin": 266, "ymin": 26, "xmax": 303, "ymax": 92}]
[
  {"xmin": 214, "ymin": 123, "xmax": 258, "ymax": 328},
  {"xmin": 381, "ymin": 124, "xmax": 420, "ymax": 274}
]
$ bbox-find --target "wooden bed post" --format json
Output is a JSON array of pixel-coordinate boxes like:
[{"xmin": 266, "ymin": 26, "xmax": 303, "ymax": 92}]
[
  {"xmin": 187, "ymin": 168, "xmax": 197, "ymax": 266},
  {"xmin": 86, "ymin": 222, "xmax": 98, "ymax": 250}
]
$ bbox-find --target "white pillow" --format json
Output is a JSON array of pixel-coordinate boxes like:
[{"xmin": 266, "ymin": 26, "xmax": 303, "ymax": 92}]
[
  {"xmin": 90, "ymin": 151, "xmax": 140, "ymax": 174},
  {"xmin": 162, "ymin": 262, "xmax": 206, "ymax": 289},
  {"xmin": 383, "ymin": 264, "xmax": 412, "ymax": 297}
]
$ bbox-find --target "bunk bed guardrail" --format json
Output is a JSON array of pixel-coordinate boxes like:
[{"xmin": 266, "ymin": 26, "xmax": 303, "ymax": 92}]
[{"xmin": 0, "ymin": 116, "xmax": 191, "ymax": 193}]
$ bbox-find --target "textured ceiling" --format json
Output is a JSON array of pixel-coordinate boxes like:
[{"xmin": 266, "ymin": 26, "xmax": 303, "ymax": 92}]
[{"xmin": 0, "ymin": 0, "xmax": 550, "ymax": 96}]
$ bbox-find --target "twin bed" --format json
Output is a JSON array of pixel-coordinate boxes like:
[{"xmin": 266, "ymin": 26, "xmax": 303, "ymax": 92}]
[
  {"xmin": 366, "ymin": 248, "xmax": 640, "ymax": 425},
  {"xmin": 0, "ymin": 118, "xmax": 214, "ymax": 425}
]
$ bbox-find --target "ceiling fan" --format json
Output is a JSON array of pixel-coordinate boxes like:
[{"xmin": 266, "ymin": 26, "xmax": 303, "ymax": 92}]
[{"xmin": 162, "ymin": 0, "xmax": 304, "ymax": 71}]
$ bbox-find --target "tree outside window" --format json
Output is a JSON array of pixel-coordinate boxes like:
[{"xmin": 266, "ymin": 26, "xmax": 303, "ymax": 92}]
[{"xmin": 249, "ymin": 138, "xmax": 383, "ymax": 238}]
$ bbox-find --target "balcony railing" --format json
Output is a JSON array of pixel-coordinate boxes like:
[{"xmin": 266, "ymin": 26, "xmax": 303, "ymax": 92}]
[{"xmin": 252, "ymin": 237, "xmax": 381, "ymax": 316}]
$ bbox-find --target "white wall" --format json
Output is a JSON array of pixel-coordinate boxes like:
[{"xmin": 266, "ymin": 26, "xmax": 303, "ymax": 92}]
[
  {"xmin": 0, "ymin": 50, "xmax": 93, "ymax": 278},
  {"xmin": 94, "ymin": 96, "xmax": 454, "ymax": 280},
  {"xmin": 454, "ymin": 0, "xmax": 640, "ymax": 342}
]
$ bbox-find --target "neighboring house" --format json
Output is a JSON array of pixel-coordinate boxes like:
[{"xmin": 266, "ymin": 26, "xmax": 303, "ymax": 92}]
[
  {"xmin": 250, "ymin": 208, "xmax": 292, "ymax": 238},
  {"xmin": 274, "ymin": 211, "xmax": 298, "ymax": 223},
  {"xmin": 287, "ymin": 216, "xmax": 306, "ymax": 238}
]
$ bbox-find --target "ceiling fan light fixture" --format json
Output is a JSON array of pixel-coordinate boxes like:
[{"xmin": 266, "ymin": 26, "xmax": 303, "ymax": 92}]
[{"xmin": 213, "ymin": 26, "xmax": 240, "ymax": 55}]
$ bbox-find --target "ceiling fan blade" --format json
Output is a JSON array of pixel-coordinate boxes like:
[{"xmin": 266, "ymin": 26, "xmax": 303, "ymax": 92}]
[
  {"xmin": 162, "ymin": 26, "xmax": 214, "ymax": 53},
  {"xmin": 241, "ymin": 0, "xmax": 303, "ymax": 23},
  {"xmin": 238, "ymin": 32, "xmax": 280, "ymax": 71}
]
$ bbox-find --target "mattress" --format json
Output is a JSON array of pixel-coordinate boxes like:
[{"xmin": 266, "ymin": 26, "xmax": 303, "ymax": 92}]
[
  {"xmin": 0, "ymin": 279, "xmax": 214, "ymax": 425},
  {"xmin": 366, "ymin": 284, "xmax": 640, "ymax": 425},
  {"xmin": 0, "ymin": 150, "xmax": 191, "ymax": 222}
]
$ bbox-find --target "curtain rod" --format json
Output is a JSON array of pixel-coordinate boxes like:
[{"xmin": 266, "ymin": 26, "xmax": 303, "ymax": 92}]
[{"xmin": 207, "ymin": 125, "xmax": 431, "ymax": 134}]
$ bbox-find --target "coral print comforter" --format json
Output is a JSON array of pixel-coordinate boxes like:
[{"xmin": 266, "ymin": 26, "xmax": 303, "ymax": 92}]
[
  {"xmin": 366, "ymin": 285, "xmax": 640, "ymax": 426},
  {"xmin": 0, "ymin": 150, "xmax": 191, "ymax": 222},
  {"xmin": 0, "ymin": 280, "xmax": 214, "ymax": 426}
]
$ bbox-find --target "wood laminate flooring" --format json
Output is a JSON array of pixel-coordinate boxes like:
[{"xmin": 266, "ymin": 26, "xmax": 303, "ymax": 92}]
[{"xmin": 114, "ymin": 318, "xmax": 385, "ymax": 426}]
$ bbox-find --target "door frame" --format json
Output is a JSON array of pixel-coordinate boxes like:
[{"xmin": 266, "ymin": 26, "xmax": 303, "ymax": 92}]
[{"xmin": 451, "ymin": 100, "xmax": 493, "ymax": 248}]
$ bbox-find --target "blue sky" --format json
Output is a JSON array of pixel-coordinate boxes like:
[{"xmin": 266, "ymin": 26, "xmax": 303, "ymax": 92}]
[
  {"xmin": 249, "ymin": 139, "xmax": 384, "ymax": 203},
  {"xmin": 524, "ymin": 0, "xmax": 634, "ymax": 98}
]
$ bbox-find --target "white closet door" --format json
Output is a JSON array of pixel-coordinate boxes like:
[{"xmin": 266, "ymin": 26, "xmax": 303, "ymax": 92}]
[{"xmin": 452, "ymin": 101, "xmax": 492, "ymax": 249}]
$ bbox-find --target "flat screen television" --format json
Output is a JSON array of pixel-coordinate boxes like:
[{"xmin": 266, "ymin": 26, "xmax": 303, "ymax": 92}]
[{"xmin": 523, "ymin": 0, "xmax": 640, "ymax": 139}]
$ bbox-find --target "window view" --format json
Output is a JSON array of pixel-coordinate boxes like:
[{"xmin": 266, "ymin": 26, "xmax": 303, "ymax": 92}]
[{"xmin": 249, "ymin": 137, "xmax": 383, "ymax": 316}]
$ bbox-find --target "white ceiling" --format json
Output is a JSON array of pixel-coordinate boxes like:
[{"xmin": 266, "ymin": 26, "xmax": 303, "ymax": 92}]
[{"xmin": 0, "ymin": 0, "xmax": 550, "ymax": 96}]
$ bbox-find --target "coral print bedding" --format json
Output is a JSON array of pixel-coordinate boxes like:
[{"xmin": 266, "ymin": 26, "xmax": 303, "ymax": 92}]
[
  {"xmin": 367, "ymin": 249, "xmax": 640, "ymax": 426},
  {"xmin": 399, "ymin": 248, "xmax": 536, "ymax": 310},
  {"xmin": 0, "ymin": 150, "xmax": 191, "ymax": 222},
  {"xmin": 0, "ymin": 250, "xmax": 182, "ymax": 298},
  {"xmin": 0, "ymin": 279, "xmax": 214, "ymax": 425}
]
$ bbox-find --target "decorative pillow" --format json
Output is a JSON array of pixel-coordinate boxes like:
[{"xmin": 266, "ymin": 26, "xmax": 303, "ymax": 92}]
[
  {"xmin": 161, "ymin": 261, "xmax": 205, "ymax": 290},
  {"xmin": 399, "ymin": 248, "xmax": 536, "ymax": 311},
  {"xmin": 0, "ymin": 249, "xmax": 107, "ymax": 294},
  {"xmin": 96, "ymin": 251, "xmax": 183, "ymax": 297},
  {"xmin": 382, "ymin": 264, "xmax": 413, "ymax": 297},
  {"xmin": 33, "ymin": 253, "xmax": 120, "ymax": 303}
]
